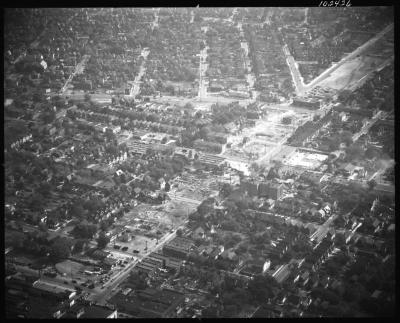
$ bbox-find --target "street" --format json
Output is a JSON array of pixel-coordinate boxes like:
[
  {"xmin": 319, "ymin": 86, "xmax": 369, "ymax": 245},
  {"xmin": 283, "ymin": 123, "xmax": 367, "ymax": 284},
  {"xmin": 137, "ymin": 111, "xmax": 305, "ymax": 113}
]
[
  {"xmin": 351, "ymin": 110, "xmax": 385, "ymax": 142},
  {"xmin": 60, "ymin": 55, "xmax": 90, "ymax": 94},
  {"xmin": 87, "ymin": 226, "xmax": 180, "ymax": 305},
  {"xmin": 198, "ymin": 44, "xmax": 209, "ymax": 100},
  {"xmin": 129, "ymin": 48, "xmax": 150, "ymax": 98}
]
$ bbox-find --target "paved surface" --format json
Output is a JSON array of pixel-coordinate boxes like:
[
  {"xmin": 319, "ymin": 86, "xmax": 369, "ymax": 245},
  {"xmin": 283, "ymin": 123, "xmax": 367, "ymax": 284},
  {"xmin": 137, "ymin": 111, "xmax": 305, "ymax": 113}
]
[
  {"xmin": 198, "ymin": 45, "xmax": 209, "ymax": 100},
  {"xmin": 352, "ymin": 110, "xmax": 385, "ymax": 142},
  {"xmin": 281, "ymin": 23, "xmax": 393, "ymax": 96},
  {"xmin": 60, "ymin": 55, "xmax": 90, "ymax": 94},
  {"xmin": 88, "ymin": 227, "xmax": 181, "ymax": 305},
  {"xmin": 305, "ymin": 23, "xmax": 394, "ymax": 92},
  {"xmin": 129, "ymin": 48, "xmax": 150, "ymax": 98},
  {"xmin": 348, "ymin": 56, "xmax": 394, "ymax": 92},
  {"xmin": 282, "ymin": 43, "xmax": 306, "ymax": 95}
]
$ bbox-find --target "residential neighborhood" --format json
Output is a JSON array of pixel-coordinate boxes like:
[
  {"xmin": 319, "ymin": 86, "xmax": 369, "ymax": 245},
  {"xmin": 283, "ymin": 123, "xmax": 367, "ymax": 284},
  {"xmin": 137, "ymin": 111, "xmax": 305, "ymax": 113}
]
[{"xmin": 4, "ymin": 6, "xmax": 395, "ymax": 318}]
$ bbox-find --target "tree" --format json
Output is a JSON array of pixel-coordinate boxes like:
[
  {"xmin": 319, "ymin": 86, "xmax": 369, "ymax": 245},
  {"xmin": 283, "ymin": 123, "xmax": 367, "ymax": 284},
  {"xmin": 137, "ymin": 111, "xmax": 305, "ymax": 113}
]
[
  {"xmin": 345, "ymin": 144, "xmax": 364, "ymax": 161},
  {"xmin": 247, "ymin": 274, "xmax": 276, "ymax": 303},
  {"xmin": 73, "ymin": 239, "xmax": 87, "ymax": 254},
  {"xmin": 9, "ymin": 231, "xmax": 26, "ymax": 250},
  {"xmin": 38, "ymin": 182, "xmax": 52, "ymax": 197},
  {"xmin": 84, "ymin": 93, "xmax": 91, "ymax": 102},
  {"xmin": 50, "ymin": 237, "xmax": 73, "ymax": 260},
  {"xmin": 220, "ymin": 183, "xmax": 233, "ymax": 198},
  {"xmin": 97, "ymin": 232, "xmax": 110, "ymax": 249},
  {"xmin": 367, "ymin": 179, "xmax": 377, "ymax": 191},
  {"xmin": 176, "ymin": 228, "xmax": 183, "ymax": 237},
  {"xmin": 197, "ymin": 199, "xmax": 214, "ymax": 217},
  {"xmin": 128, "ymin": 270, "xmax": 148, "ymax": 290},
  {"xmin": 70, "ymin": 202, "xmax": 86, "ymax": 219},
  {"xmin": 38, "ymin": 221, "xmax": 48, "ymax": 232},
  {"xmin": 222, "ymin": 275, "xmax": 236, "ymax": 292}
]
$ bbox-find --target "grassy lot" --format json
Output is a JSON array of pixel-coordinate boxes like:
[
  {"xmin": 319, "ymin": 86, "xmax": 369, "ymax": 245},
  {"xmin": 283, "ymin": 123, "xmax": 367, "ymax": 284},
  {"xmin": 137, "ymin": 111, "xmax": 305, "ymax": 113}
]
[{"xmin": 55, "ymin": 259, "xmax": 85, "ymax": 276}]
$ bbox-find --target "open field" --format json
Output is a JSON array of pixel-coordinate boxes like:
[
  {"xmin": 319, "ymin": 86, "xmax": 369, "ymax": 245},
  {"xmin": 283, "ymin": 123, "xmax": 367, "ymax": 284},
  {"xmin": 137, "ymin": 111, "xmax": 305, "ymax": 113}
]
[
  {"xmin": 60, "ymin": 90, "xmax": 112, "ymax": 104},
  {"xmin": 106, "ymin": 234, "xmax": 157, "ymax": 256},
  {"xmin": 282, "ymin": 149, "xmax": 328, "ymax": 169},
  {"xmin": 56, "ymin": 260, "xmax": 86, "ymax": 277},
  {"xmin": 223, "ymin": 104, "xmax": 312, "ymax": 169},
  {"xmin": 318, "ymin": 55, "xmax": 387, "ymax": 91}
]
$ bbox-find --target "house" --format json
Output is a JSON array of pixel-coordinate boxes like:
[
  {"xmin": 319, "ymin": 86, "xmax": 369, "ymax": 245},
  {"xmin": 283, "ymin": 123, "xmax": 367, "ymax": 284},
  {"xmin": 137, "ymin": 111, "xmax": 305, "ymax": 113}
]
[
  {"xmin": 210, "ymin": 245, "xmax": 225, "ymax": 260},
  {"xmin": 272, "ymin": 264, "xmax": 291, "ymax": 284},
  {"xmin": 220, "ymin": 249, "xmax": 238, "ymax": 262}
]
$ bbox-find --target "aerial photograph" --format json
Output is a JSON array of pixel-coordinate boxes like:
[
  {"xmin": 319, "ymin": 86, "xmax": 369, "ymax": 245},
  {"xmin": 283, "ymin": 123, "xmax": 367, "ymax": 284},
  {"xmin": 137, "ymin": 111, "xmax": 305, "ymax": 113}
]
[{"xmin": 4, "ymin": 6, "xmax": 395, "ymax": 318}]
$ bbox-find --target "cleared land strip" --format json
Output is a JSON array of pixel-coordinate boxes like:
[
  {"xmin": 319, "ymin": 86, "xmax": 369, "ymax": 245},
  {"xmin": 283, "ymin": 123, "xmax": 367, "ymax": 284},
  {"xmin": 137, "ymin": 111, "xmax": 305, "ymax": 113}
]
[
  {"xmin": 60, "ymin": 55, "xmax": 90, "ymax": 94},
  {"xmin": 129, "ymin": 48, "xmax": 150, "ymax": 98},
  {"xmin": 304, "ymin": 23, "xmax": 394, "ymax": 92},
  {"xmin": 282, "ymin": 23, "xmax": 393, "ymax": 96}
]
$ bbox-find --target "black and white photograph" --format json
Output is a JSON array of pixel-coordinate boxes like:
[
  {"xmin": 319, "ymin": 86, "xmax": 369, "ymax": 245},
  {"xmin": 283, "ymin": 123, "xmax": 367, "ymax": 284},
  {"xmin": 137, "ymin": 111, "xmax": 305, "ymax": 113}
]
[{"xmin": 4, "ymin": 4, "xmax": 395, "ymax": 318}]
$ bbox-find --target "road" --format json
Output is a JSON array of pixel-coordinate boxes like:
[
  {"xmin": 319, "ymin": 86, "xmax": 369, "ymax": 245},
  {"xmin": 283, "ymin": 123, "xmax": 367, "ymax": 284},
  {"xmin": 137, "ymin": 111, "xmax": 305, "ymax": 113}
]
[
  {"xmin": 198, "ymin": 44, "xmax": 209, "ymax": 100},
  {"xmin": 88, "ymin": 227, "xmax": 181, "ymax": 305},
  {"xmin": 13, "ymin": 264, "xmax": 96, "ymax": 295},
  {"xmin": 224, "ymin": 8, "xmax": 238, "ymax": 24},
  {"xmin": 305, "ymin": 23, "xmax": 394, "ymax": 92},
  {"xmin": 281, "ymin": 23, "xmax": 393, "ymax": 96},
  {"xmin": 60, "ymin": 55, "xmax": 90, "ymax": 94},
  {"xmin": 352, "ymin": 110, "xmax": 385, "ymax": 142},
  {"xmin": 282, "ymin": 43, "xmax": 306, "ymax": 95},
  {"xmin": 151, "ymin": 8, "xmax": 160, "ymax": 31},
  {"xmin": 190, "ymin": 10, "xmax": 194, "ymax": 23},
  {"xmin": 167, "ymin": 194, "xmax": 202, "ymax": 206},
  {"xmin": 348, "ymin": 56, "xmax": 394, "ymax": 92},
  {"xmin": 238, "ymin": 21, "xmax": 258, "ymax": 101},
  {"xmin": 129, "ymin": 48, "xmax": 150, "ymax": 98}
]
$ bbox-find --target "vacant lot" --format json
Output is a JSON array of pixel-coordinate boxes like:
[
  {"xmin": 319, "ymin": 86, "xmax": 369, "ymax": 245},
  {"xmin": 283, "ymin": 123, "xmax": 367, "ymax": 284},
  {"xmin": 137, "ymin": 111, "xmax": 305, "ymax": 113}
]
[{"xmin": 319, "ymin": 55, "xmax": 386, "ymax": 91}]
